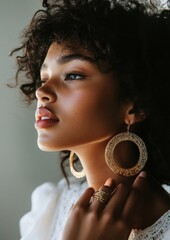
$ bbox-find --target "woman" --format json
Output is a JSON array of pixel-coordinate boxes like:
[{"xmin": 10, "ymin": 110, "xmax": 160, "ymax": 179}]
[{"xmin": 12, "ymin": 0, "xmax": 170, "ymax": 239}]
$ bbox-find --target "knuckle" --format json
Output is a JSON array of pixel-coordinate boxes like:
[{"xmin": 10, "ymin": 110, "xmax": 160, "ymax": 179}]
[
  {"xmin": 117, "ymin": 183, "xmax": 128, "ymax": 191},
  {"xmin": 102, "ymin": 212, "xmax": 113, "ymax": 224},
  {"xmin": 72, "ymin": 205, "xmax": 84, "ymax": 218},
  {"xmin": 87, "ymin": 211, "xmax": 98, "ymax": 221},
  {"xmin": 117, "ymin": 220, "xmax": 128, "ymax": 231}
]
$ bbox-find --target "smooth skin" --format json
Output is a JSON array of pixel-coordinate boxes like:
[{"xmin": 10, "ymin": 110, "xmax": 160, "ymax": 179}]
[
  {"xmin": 36, "ymin": 42, "xmax": 138, "ymax": 189},
  {"xmin": 36, "ymin": 42, "xmax": 127, "ymax": 153},
  {"xmin": 36, "ymin": 42, "xmax": 170, "ymax": 240}
]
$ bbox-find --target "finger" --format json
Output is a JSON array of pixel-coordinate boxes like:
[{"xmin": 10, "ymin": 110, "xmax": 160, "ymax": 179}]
[
  {"xmin": 103, "ymin": 182, "xmax": 130, "ymax": 218},
  {"xmin": 90, "ymin": 178, "xmax": 115, "ymax": 212},
  {"xmin": 132, "ymin": 171, "xmax": 147, "ymax": 189},
  {"xmin": 121, "ymin": 171, "xmax": 147, "ymax": 223},
  {"xmin": 74, "ymin": 187, "xmax": 95, "ymax": 208}
]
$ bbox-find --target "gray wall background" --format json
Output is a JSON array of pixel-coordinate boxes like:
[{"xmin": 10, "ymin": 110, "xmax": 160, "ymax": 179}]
[{"xmin": 0, "ymin": 1, "xmax": 62, "ymax": 239}]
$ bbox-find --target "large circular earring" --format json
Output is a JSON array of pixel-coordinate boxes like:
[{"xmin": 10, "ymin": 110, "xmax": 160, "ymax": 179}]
[
  {"xmin": 69, "ymin": 151, "xmax": 86, "ymax": 178},
  {"xmin": 105, "ymin": 125, "xmax": 148, "ymax": 177}
]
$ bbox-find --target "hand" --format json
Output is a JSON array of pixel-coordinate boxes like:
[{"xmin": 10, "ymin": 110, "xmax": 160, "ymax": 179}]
[{"xmin": 62, "ymin": 172, "xmax": 147, "ymax": 240}]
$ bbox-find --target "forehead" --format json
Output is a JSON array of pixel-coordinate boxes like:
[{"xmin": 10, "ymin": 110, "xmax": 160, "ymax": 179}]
[
  {"xmin": 41, "ymin": 41, "xmax": 112, "ymax": 74},
  {"xmin": 40, "ymin": 41, "xmax": 97, "ymax": 72},
  {"xmin": 47, "ymin": 41, "xmax": 94, "ymax": 59}
]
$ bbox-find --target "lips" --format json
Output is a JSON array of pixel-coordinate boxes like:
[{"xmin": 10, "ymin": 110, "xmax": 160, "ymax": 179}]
[{"xmin": 35, "ymin": 107, "xmax": 59, "ymax": 128}]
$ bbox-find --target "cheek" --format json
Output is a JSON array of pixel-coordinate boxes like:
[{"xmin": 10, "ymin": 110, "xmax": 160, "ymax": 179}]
[
  {"xmin": 36, "ymin": 84, "xmax": 124, "ymax": 151},
  {"xmin": 62, "ymin": 89, "xmax": 122, "ymax": 137}
]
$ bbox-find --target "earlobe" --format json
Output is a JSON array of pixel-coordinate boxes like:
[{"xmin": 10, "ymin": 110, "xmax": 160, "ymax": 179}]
[{"xmin": 123, "ymin": 103, "xmax": 147, "ymax": 125}]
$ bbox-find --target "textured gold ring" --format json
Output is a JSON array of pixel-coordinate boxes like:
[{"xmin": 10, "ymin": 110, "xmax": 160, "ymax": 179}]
[{"xmin": 92, "ymin": 190, "xmax": 111, "ymax": 204}]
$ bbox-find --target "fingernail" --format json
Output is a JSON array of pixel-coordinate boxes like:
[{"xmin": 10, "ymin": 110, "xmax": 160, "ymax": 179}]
[
  {"xmin": 104, "ymin": 178, "xmax": 113, "ymax": 187},
  {"xmin": 139, "ymin": 171, "xmax": 147, "ymax": 178}
]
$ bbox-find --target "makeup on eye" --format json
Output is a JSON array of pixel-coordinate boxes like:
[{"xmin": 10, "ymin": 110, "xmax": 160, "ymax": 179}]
[
  {"xmin": 64, "ymin": 72, "xmax": 87, "ymax": 81},
  {"xmin": 39, "ymin": 79, "xmax": 47, "ymax": 86},
  {"xmin": 39, "ymin": 71, "xmax": 87, "ymax": 86}
]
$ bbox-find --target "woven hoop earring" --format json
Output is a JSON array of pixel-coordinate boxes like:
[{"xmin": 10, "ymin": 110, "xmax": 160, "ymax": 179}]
[
  {"xmin": 105, "ymin": 126, "xmax": 148, "ymax": 177},
  {"xmin": 69, "ymin": 151, "xmax": 86, "ymax": 178}
]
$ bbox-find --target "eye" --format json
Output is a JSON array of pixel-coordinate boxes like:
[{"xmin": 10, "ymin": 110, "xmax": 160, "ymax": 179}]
[
  {"xmin": 65, "ymin": 73, "xmax": 85, "ymax": 81},
  {"xmin": 36, "ymin": 78, "xmax": 46, "ymax": 88},
  {"xmin": 38, "ymin": 79, "xmax": 47, "ymax": 86}
]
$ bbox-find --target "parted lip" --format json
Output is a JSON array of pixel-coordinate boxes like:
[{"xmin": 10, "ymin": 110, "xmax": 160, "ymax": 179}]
[{"xmin": 35, "ymin": 107, "xmax": 59, "ymax": 121}]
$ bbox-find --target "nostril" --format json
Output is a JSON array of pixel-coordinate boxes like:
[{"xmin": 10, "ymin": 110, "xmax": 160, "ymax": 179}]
[
  {"xmin": 42, "ymin": 96, "xmax": 50, "ymax": 102},
  {"xmin": 36, "ymin": 88, "xmax": 51, "ymax": 102},
  {"xmin": 36, "ymin": 85, "xmax": 56, "ymax": 103}
]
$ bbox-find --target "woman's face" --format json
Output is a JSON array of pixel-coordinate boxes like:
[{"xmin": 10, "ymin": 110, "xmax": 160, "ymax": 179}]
[{"xmin": 35, "ymin": 42, "xmax": 127, "ymax": 151}]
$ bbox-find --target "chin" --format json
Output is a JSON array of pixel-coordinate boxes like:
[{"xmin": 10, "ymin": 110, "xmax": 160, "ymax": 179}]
[{"xmin": 37, "ymin": 141, "xmax": 58, "ymax": 152}]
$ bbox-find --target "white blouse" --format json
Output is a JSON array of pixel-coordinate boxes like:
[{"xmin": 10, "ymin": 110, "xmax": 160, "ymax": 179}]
[{"xmin": 20, "ymin": 177, "xmax": 170, "ymax": 240}]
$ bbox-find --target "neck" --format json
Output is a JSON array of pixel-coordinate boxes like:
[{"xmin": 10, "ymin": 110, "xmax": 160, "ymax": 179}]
[
  {"xmin": 132, "ymin": 175, "xmax": 170, "ymax": 229},
  {"xmin": 72, "ymin": 139, "xmax": 134, "ymax": 190},
  {"xmin": 71, "ymin": 141, "xmax": 170, "ymax": 230}
]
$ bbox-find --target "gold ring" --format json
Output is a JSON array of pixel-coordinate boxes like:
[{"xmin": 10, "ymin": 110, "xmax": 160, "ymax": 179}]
[{"xmin": 92, "ymin": 190, "xmax": 111, "ymax": 204}]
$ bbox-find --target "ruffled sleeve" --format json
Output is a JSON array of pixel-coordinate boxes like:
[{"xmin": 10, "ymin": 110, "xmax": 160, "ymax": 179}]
[{"xmin": 20, "ymin": 180, "xmax": 65, "ymax": 240}]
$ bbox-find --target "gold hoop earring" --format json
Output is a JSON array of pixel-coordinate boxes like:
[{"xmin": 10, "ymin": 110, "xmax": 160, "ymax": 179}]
[
  {"xmin": 69, "ymin": 151, "xmax": 86, "ymax": 178},
  {"xmin": 105, "ymin": 125, "xmax": 148, "ymax": 177}
]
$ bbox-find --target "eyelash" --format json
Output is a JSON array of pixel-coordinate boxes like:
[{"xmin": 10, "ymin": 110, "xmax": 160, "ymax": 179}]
[
  {"xmin": 39, "ymin": 72, "xmax": 86, "ymax": 86},
  {"xmin": 64, "ymin": 72, "xmax": 86, "ymax": 81},
  {"xmin": 39, "ymin": 79, "xmax": 46, "ymax": 86}
]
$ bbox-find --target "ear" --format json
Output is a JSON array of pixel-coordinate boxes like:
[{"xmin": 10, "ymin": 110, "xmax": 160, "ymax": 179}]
[{"xmin": 123, "ymin": 102, "xmax": 147, "ymax": 125}]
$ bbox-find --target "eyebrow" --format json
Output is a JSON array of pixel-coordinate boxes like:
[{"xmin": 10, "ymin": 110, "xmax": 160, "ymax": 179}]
[{"xmin": 40, "ymin": 54, "xmax": 96, "ymax": 72}]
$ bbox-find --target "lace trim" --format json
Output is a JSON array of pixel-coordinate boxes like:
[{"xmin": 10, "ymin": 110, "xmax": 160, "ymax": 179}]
[
  {"xmin": 49, "ymin": 179, "xmax": 170, "ymax": 240},
  {"xmin": 50, "ymin": 177, "xmax": 87, "ymax": 240},
  {"xmin": 130, "ymin": 210, "xmax": 170, "ymax": 239}
]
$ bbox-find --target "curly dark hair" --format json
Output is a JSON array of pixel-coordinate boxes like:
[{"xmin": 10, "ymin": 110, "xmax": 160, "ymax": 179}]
[{"xmin": 11, "ymin": 0, "xmax": 170, "ymax": 185}]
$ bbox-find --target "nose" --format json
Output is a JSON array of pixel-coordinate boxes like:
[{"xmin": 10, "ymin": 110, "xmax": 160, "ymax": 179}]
[{"xmin": 36, "ymin": 84, "xmax": 56, "ymax": 103}]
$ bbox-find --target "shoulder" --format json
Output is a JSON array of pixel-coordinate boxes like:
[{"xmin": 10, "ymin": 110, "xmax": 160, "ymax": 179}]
[
  {"xmin": 20, "ymin": 177, "xmax": 87, "ymax": 239},
  {"xmin": 29, "ymin": 179, "xmax": 69, "ymax": 211},
  {"xmin": 19, "ymin": 179, "xmax": 67, "ymax": 238},
  {"xmin": 130, "ymin": 210, "xmax": 170, "ymax": 240},
  {"xmin": 162, "ymin": 184, "xmax": 170, "ymax": 194}
]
